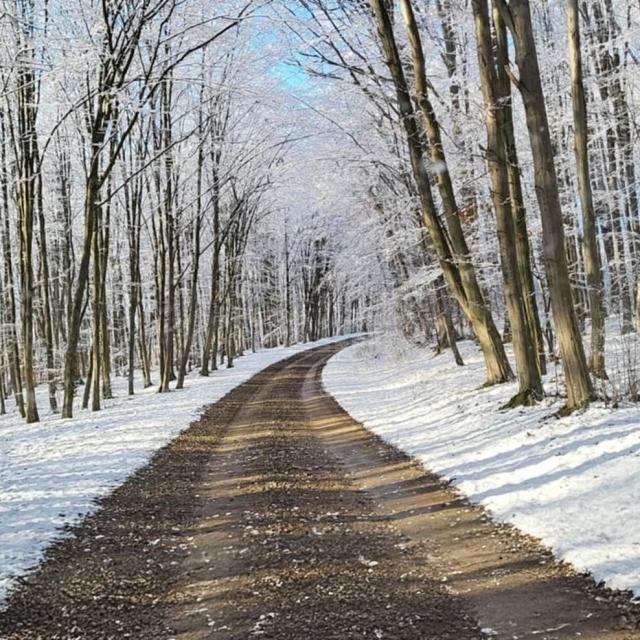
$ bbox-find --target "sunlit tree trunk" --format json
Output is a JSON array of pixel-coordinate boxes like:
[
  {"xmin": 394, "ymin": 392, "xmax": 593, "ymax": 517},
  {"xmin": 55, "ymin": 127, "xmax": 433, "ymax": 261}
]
[
  {"xmin": 100, "ymin": 178, "xmax": 113, "ymax": 399},
  {"xmin": 495, "ymin": 0, "xmax": 593, "ymax": 410},
  {"xmin": 372, "ymin": 0, "xmax": 513, "ymax": 385},
  {"xmin": 492, "ymin": 6, "xmax": 546, "ymax": 376},
  {"xmin": 472, "ymin": 0, "xmax": 542, "ymax": 405},
  {"xmin": 62, "ymin": 127, "xmax": 102, "ymax": 417}
]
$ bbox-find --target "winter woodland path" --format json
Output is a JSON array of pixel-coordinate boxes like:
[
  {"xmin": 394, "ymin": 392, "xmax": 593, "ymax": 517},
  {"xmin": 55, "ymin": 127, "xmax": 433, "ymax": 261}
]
[{"xmin": 1, "ymin": 342, "xmax": 639, "ymax": 639}]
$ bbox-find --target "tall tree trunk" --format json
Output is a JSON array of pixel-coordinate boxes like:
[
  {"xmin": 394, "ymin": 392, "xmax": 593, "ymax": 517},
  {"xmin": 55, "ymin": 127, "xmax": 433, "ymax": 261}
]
[
  {"xmin": 493, "ymin": 6, "xmax": 547, "ymax": 376},
  {"xmin": 127, "ymin": 265, "xmax": 138, "ymax": 397},
  {"xmin": 15, "ymin": 59, "xmax": 40, "ymax": 423},
  {"xmin": 100, "ymin": 187, "xmax": 113, "ymax": 399},
  {"xmin": 158, "ymin": 77, "xmax": 177, "ymax": 393},
  {"xmin": 568, "ymin": 0, "xmax": 607, "ymax": 378},
  {"xmin": 372, "ymin": 0, "xmax": 513, "ymax": 385},
  {"xmin": 284, "ymin": 214, "xmax": 292, "ymax": 347},
  {"xmin": 200, "ymin": 154, "xmax": 222, "ymax": 376},
  {"xmin": 36, "ymin": 156, "xmax": 58, "ymax": 411},
  {"xmin": 0, "ymin": 112, "xmax": 25, "ymax": 418},
  {"xmin": 125, "ymin": 148, "xmax": 143, "ymax": 396},
  {"xmin": 495, "ymin": 0, "xmax": 593, "ymax": 410},
  {"xmin": 91, "ymin": 204, "xmax": 102, "ymax": 412},
  {"xmin": 56, "ymin": 143, "xmax": 74, "ymax": 346},
  {"xmin": 472, "ymin": 0, "xmax": 543, "ymax": 405},
  {"xmin": 176, "ymin": 121, "xmax": 204, "ymax": 389},
  {"xmin": 62, "ymin": 119, "xmax": 106, "ymax": 418}
]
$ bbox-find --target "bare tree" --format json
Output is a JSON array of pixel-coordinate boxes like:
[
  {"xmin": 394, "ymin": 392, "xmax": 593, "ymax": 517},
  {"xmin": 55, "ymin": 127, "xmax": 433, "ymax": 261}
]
[
  {"xmin": 471, "ymin": 0, "xmax": 542, "ymax": 405},
  {"xmin": 371, "ymin": 0, "xmax": 513, "ymax": 385},
  {"xmin": 567, "ymin": 0, "xmax": 607, "ymax": 379},
  {"xmin": 495, "ymin": 0, "xmax": 594, "ymax": 410}
]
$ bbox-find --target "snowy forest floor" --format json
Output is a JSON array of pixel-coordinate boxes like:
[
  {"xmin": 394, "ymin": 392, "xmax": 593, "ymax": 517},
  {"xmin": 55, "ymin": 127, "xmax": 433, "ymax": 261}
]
[{"xmin": 1, "ymin": 341, "xmax": 639, "ymax": 639}]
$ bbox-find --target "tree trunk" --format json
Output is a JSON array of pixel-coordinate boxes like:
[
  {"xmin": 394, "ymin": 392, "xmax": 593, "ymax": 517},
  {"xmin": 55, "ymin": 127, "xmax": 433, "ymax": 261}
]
[
  {"xmin": 0, "ymin": 364, "xmax": 6, "ymax": 416},
  {"xmin": 472, "ymin": 0, "xmax": 542, "ymax": 405},
  {"xmin": 567, "ymin": 0, "xmax": 607, "ymax": 379},
  {"xmin": 100, "ymin": 190, "xmax": 113, "ymax": 399},
  {"xmin": 435, "ymin": 276, "xmax": 464, "ymax": 366},
  {"xmin": 493, "ymin": 6, "xmax": 547, "ymax": 375},
  {"xmin": 82, "ymin": 347, "xmax": 93, "ymax": 410},
  {"xmin": 62, "ymin": 120, "xmax": 105, "ymax": 418},
  {"xmin": 176, "ymin": 121, "xmax": 204, "ymax": 389},
  {"xmin": 495, "ymin": 0, "xmax": 593, "ymax": 410},
  {"xmin": 91, "ymin": 204, "xmax": 102, "ymax": 412},
  {"xmin": 36, "ymin": 159, "xmax": 58, "ymax": 412},
  {"xmin": 15, "ymin": 60, "xmax": 40, "ymax": 423},
  {"xmin": 201, "ymin": 154, "xmax": 222, "ymax": 376},
  {"xmin": 0, "ymin": 113, "xmax": 25, "ymax": 418},
  {"xmin": 372, "ymin": 0, "xmax": 513, "ymax": 385},
  {"xmin": 138, "ymin": 295, "xmax": 153, "ymax": 388}
]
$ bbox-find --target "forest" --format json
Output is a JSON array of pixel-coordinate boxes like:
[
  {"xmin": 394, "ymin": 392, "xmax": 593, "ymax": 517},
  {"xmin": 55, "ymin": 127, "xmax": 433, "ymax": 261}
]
[
  {"xmin": 1, "ymin": 0, "xmax": 639, "ymax": 426},
  {"xmin": 3, "ymin": 0, "xmax": 640, "ymax": 637}
]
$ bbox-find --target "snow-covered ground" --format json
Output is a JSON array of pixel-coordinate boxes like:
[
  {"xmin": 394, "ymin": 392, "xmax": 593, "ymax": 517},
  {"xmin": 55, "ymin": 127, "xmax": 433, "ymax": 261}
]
[
  {"xmin": 0, "ymin": 336, "xmax": 352, "ymax": 606},
  {"xmin": 323, "ymin": 336, "xmax": 640, "ymax": 598}
]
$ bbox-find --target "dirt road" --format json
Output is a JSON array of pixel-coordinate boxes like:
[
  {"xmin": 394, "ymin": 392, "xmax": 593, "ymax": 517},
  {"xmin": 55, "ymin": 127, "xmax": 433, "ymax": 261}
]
[{"xmin": 1, "ymin": 342, "xmax": 639, "ymax": 639}]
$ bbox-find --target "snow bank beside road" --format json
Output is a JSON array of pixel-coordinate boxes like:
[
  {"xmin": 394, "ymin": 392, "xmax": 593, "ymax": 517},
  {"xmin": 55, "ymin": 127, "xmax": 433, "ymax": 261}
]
[
  {"xmin": 323, "ymin": 337, "xmax": 640, "ymax": 597},
  {"xmin": 0, "ymin": 336, "xmax": 353, "ymax": 605}
]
